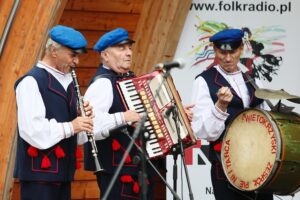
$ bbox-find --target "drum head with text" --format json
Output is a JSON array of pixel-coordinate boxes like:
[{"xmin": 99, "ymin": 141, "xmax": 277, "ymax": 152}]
[{"xmin": 221, "ymin": 109, "xmax": 281, "ymax": 191}]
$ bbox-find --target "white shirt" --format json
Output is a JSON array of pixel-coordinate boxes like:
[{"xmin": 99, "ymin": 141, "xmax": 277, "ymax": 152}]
[
  {"xmin": 84, "ymin": 66, "xmax": 125, "ymax": 140},
  {"xmin": 16, "ymin": 61, "xmax": 87, "ymax": 149},
  {"xmin": 191, "ymin": 64, "xmax": 269, "ymax": 142}
]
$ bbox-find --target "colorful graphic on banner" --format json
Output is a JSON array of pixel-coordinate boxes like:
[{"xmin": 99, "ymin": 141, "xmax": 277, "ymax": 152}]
[
  {"xmin": 167, "ymin": 0, "xmax": 300, "ymax": 199},
  {"xmin": 190, "ymin": 18, "xmax": 286, "ymax": 82}
]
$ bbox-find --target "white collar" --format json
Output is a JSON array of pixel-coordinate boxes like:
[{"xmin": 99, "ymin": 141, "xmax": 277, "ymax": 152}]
[
  {"xmin": 37, "ymin": 61, "xmax": 67, "ymax": 76},
  {"xmin": 217, "ymin": 65, "xmax": 242, "ymax": 76},
  {"xmin": 102, "ymin": 64, "xmax": 112, "ymax": 70}
]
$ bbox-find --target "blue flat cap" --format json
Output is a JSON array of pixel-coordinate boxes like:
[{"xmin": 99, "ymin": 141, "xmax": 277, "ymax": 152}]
[
  {"xmin": 49, "ymin": 25, "xmax": 87, "ymax": 53},
  {"xmin": 210, "ymin": 29, "xmax": 244, "ymax": 50},
  {"xmin": 93, "ymin": 28, "xmax": 135, "ymax": 52}
]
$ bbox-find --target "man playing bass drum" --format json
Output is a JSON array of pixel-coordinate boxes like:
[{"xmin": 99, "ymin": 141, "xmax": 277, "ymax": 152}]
[{"xmin": 191, "ymin": 29, "xmax": 273, "ymax": 200}]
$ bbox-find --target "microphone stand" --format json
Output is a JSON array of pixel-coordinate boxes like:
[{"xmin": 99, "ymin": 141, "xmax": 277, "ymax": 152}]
[
  {"xmin": 163, "ymin": 69, "xmax": 194, "ymax": 200},
  {"xmin": 169, "ymin": 106, "xmax": 194, "ymax": 200},
  {"xmin": 165, "ymin": 105, "xmax": 180, "ymax": 200},
  {"xmin": 137, "ymin": 116, "xmax": 147, "ymax": 200},
  {"xmin": 172, "ymin": 144, "xmax": 179, "ymax": 200}
]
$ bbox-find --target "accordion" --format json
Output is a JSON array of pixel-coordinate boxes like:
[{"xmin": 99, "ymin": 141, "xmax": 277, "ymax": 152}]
[{"xmin": 116, "ymin": 70, "xmax": 196, "ymax": 159}]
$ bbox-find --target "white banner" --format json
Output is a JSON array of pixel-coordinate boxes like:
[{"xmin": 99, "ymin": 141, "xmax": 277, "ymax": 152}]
[{"xmin": 167, "ymin": 0, "xmax": 300, "ymax": 199}]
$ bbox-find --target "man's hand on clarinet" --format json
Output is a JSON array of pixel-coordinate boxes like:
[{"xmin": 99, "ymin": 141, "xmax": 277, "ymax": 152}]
[
  {"xmin": 72, "ymin": 116, "xmax": 93, "ymax": 134},
  {"xmin": 72, "ymin": 100, "xmax": 94, "ymax": 134},
  {"xmin": 83, "ymin": 100, "xmax": 94, "ymax": 118}
]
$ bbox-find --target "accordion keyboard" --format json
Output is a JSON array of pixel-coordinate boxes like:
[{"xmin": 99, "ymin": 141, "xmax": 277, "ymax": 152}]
[{"xmin": 117, "ymin": 70, "xmax": 195, "ymax": 158}]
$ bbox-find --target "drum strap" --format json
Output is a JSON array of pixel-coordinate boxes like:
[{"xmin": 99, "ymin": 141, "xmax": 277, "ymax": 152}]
[
  {"xmin": 244, "ymin": 73, "xmax": 274, "ymax": 110},
  {"xmin": 215, "ymin": 152, "xmax": 222, "ymax": 163}
]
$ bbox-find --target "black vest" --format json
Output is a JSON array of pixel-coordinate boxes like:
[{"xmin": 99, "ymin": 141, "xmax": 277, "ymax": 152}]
[
  {"xmin": 84, "ymin": 66, "xmax": 140, "ymax": 174},
  {"xmin": 197, "ymin": 67, "xmax": 263, "ymax": 160},
  {"xmin": 14, "ymin": 66, "xmax": 78, "ymax": 181}
]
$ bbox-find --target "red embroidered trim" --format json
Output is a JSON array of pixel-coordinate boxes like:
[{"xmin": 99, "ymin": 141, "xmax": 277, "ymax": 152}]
[
  {"xmin": 41, "ymin": 156, "xmax": 51, "ymax": 169},
  {"xmin": 213, "ymin": 142, "xmax": 222, "ymax": 152},
  {"xmin": 133, "ymin": 181, "xmax": 139, "ymax": 193},
  {"xmin": 120, "ymin": 175, "xmax": 133, "ymax": 183},
  {"xmin": 27, "ymin": 146, "xmax": 38, "ymax": 157},
  {"xmin": 111, "ymin": 139, "xmax": 137, "ymax": 167},
  {"xmin": 28, "ymin": 145, "xmax": 67, "ymax": 172},
  {"xmin": 75, "ymin": 147, "xmax": 82, "ymax": 158},
  {"xmin": 112, "ymin": 139, "xmax": 121, "ymax": 151},
  {"xmin": 75, "ymin": 147, "xmax": 82, "ymax": 169},
  {"xmin": 125, "ymin": 153, "xmax": 132, "ymax": 164},
  {"xmin": 55, "ymin": 145, "xmax": 65, "ymax": 158},
  {"xmin": 76, "ymin": 161, "xmax": 81, "ymax": 169}
]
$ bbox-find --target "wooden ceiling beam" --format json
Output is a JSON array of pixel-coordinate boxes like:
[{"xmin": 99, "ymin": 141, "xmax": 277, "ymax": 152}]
[
  {"xmin": 132, "ymin": 0, "xmax": 192, "ymax": 75},
  {"xmin": 60, "ymin": 10, "xmax": 139, "ymax": 32},
  {"xmin": 66, "ymin": 0, "xmax": 143, "ymax": 14}
]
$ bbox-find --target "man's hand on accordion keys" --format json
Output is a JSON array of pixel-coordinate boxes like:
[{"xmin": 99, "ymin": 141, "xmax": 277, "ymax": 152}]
[
  {"xmin": 164, "ymin": 104, "xmax": 194, "ymax": 122},
  {"xmin": 123, "ymin": 110, "xmax": 141, "ymax": 124}
]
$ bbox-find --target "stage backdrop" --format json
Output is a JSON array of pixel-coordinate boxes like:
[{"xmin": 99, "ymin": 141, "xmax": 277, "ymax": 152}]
[{"xmin": 166, "ymin": 0, "xmax": 300, "ymax": 199}]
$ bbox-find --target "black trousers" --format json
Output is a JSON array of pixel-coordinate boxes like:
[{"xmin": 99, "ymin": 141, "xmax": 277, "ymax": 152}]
[
  {"xmin": 20, "ymin": 181, "xmax": 71, "ymax": 200},
  {"xmin": 96, "ymin": 172, "xmax": 155, "ymax": 200},
  {"xmin": 211, "ymin": 161, "xmax": 274, "ymax": 200}
]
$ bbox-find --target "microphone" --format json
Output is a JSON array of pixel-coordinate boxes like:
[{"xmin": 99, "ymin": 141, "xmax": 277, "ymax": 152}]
[
  {"xmin": 101, "ymin": 124, "xmax": 129, "ymax": 138},
  {"xmin": 164, "ymin": 105, "xmax": 175, "ymax": 118},
  {"xmin": 155, "ymin": 58, "xmax": 185, "ymax": 71}
]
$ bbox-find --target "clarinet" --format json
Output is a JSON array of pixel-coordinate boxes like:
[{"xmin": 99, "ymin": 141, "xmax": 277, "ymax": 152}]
[{"xmin": 70, "ymin": 66, "xmax": 103, "ymax": 173}]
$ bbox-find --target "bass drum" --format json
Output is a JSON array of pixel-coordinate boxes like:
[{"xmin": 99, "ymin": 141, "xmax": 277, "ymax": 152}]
[{"xmin": 221, "ymin": 108, "xmax": 300, "ymax": 195}]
